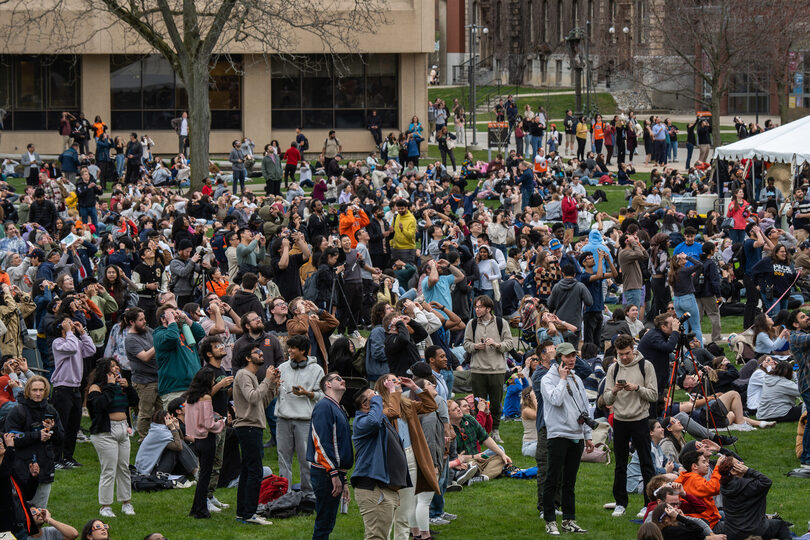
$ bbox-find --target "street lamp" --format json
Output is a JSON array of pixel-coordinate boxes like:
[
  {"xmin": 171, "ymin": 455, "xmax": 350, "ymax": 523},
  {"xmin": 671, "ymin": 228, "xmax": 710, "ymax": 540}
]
[
  {"xmin": 566, "ymin": 21, "xmax": 592, "ymax": 116},
  {"xmin": 466, "ymin": 14, "xmax": 488, "ymax": 148}
]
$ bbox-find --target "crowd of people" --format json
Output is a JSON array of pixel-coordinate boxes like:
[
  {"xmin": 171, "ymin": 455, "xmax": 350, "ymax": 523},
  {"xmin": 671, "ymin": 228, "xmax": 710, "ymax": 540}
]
[{"xmin": 0, "ymin": 103, "xmax": 808, "ymax": 540}]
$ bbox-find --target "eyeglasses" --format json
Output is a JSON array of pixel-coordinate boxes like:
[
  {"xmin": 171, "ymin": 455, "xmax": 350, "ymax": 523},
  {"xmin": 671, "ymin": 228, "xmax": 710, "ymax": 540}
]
[
  {"xmin": 212, "ymin": 343, "xmax": 226, "ymax": 349},
  {"xmin": 92, "ymin": 523, "xmax": 110, "ymax": 531},
  {"xmin": 327, "ymin": 376, "xmax": 344, "ymax": 383}
]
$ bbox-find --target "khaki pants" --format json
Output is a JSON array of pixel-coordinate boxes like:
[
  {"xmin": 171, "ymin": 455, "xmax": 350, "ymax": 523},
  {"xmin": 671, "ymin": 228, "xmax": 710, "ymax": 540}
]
[
  {"xmin": 393, "ymin": 446, "xmax": 417, "ymax": 540},
  {"xmin": 476, "ymin": 454, "xmax": 506, "ymax": 479},
  {"xmin": 208, "ymin": 429, "xmax": 225, "ymax": 498},
  {"xmin": 355, "ymin": 485, "xmax": 400, "ymax": 540},
  {"xmin": 63, "ymin": 135, "xmax": 72, "ymax": 151},
  {"xmin": 160, "ymin": 391, "xmax": 186, "ymax": 410},
  {"xmin": 697, "ymin": 296, "xmax": 722, "ymax": 344},
  {"xmin": 90, "ymin": 420, "xmax": 132, "ymax": 505},
  {"xmin": 698, "ymin": 143, "xmax": 711, "ymax": 163},
  {"xmin": 133, "ymin": 382, "xmax": 162, "ymax": 439}
]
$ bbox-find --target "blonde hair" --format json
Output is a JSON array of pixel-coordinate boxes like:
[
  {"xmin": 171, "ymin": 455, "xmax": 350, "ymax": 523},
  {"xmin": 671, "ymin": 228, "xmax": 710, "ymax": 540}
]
[
  {"xmin": 24, "ymin": 375, "xmax": 50, "ymax": 399},
  {"xmin": 520, "ymin": 386, "xmax": 535, "ymax": 412},
  {"xmin": 373, "ymin": 374, "xmax": 412, "ymax": 409}
]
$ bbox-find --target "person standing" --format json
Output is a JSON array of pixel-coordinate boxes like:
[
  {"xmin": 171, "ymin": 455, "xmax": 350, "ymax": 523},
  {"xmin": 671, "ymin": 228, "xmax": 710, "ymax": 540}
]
[
  {"xmin": 171, "ymin": 112, "xmax": 190, "ymax": 156},
  {"xmin": 21, "ymin": 143, "xmax": 42, "ymax": 186},
  {"xmin": 233, "ymin": 345, "xmax": 277, "ymax": 525},
  {"xmin": 637, "ymin": 313, "xmax": 681, "ymax": 406},
  {"xmin": 531, "ymin": 341, "xmax": 559, "ymax": 515},
  {"xmin": 276, "ymin": 334, "xmax": 325, "ymax": 503},
  {"xmin": 787, "ymin": 309, "xmax": 810, "ymax": 468},
  {"xmin": 229, "ymin": 140, "xmax": 247, "ymax": 195},
  {"xmin": 124, "ymin": 132, "xmax": 143, "ymax": 184},
  {"xmin": 696, "ymin": 118, "xmax": 712, "ymax": 163},
  {"xmin": 602, "ymin": 334, "xmax": 658, "ymax": 518},
  {"xmin": 352, "ymin": 383, "xmax": 407, "ymax": 539},
  {"xmin": 540, "ymin": 342, "xmax": 594, "ymax": 535},
  {"xmin": 307, "ymin": 372, "xmax": 353, "ymax": 539},
  {"xmin": 462, "ymin": 295, "xmax": 513, "ymax": 444},
  {"xmin": 131, "ymin": 242, "xmax": 167, "ymax": 327},
  {"xmin": 321, "ymin": 130, "xmax": 342, "ymax": 171},
  {"xmin": 617, "ymin": 233, "xmax": 648, "ymax": 317},
  {"xmin": 124, "ymin": 307, "xmax": 159, "ymax": 441},
  {"xmin": 390, "ymin": 200, "xmax": 417, "ymax": 265},
  {"xmin": 695, "ymin": 242, "xmax": 723, "ymax": 345},
  {"xmin": 563, "ymin": 110, "xmax": 575, "ymax": 157},
  {"xmin": 95, "ymin": 132, "xmax": 115, "ymax": 190},
  {"xmin": 75, "ymin": 168, "xmax": 103, "ymax": 228},
  {"xmin": 51, "ymin": 316, "xmax": 97, "ymax": 468},
  {"xmin": 153, "ymin": 304, "xmax": 206, "ymax": 405},
  {"xmin": 184, "ymin": 369, "xmax": 226, "ymax": 519},
  {"xmin": 262, "ymin": 144, "xmax": 283, "ymax": 196}
]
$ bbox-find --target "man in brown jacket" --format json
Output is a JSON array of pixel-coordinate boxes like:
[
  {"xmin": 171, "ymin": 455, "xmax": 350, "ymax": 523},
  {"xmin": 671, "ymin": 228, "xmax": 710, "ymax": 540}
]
[
  {"xmin": 287, "ymin": 298, "xmax": 339, "ymax": 370},
  {"xmin": 616, "ymin": 232, "xmax": 648, "ymax": 317}
]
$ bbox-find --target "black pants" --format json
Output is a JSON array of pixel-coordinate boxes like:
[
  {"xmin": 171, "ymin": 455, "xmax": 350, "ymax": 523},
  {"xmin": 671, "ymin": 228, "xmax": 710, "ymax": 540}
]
[
  {"xmin": 311, "ymin": 466, "xmax": 345, "ymax": 539},
  {"xmin": 156, "ymin": 442, "xmax": 198, "ymax": 476},
  {"xmin": 471, "ymin": 372, "xmax": 505, "ymax": 431},
  {"xmin": 51, "ymin": 386, "xmax": 82, "ymax": 462},
  {"xmin": 605, "ymin": 144, "xmax": 614, "ymax": 164},
  {"xmin": 649, "ymin": 276, "xmax": 671, "ymax": 321},
  {"xmin": 125, "ymin": 161, "xmax": 140, "ymax": 184},
  {"xmin": 544, "ymin": 437, "xmax": 583, "ymax": 522},
  {"xmin": 339, "ymin": 281, "xmax": 363, "ymax": 333},
  {"xmin": 370, "ymin": 252, "xmax": 390, "ymax": 271},
  {"xmin": 266, "ymin": 179, "xmax": 281, "ymax": 196},
  {"xmin": 612, "ymin": 418, "xmax": 655, "ymax": 507},
  {"xmin": 576, "ymin": 138, "xmax": 586, "ymax": 160},
  {"xmin": 235, "ymin": 426, "xmax": 263, "ymax": 519},
  {"xmin": 99, "ymin": 160, "xmax": 116, "ymax": 190},
  {"xmin": 743, "ymin": 274, "xmax": 760, "ymax": 328},
  {"xmin": 283, "ymin": 163, "xmax": 297, "ymax": 187},
  {"xmin": 595, "ymin": 139, "xmax": 603, "ymax": 154},
  {"xmin": 361, "ymin": 278, "xmax": 375, "ymax": 326},
  {"xmin": 653, "ymin": 140, "xmax": 666, "ymax": 164},
  {"xmin": 582, "ymin": 311, "xmax": 603, "ymax": 347},
  {"xmin": 27, "ymin": 168, "xmax": 39, "ymax": 186},
  {"xmin": 535, "ymin": 426, "xmax": 561, "ymax": 514},
  {"xmin": 369, "ymin": 128, "xmax": 382, "ymax": 146},
  {"xmin": 190, "ymin": 432, "xmax": 217, "ymax": 518},
  {"xmin": 440, "ymin": 147, "xmax": 456, "ymax": 170},
  {"xmin": 138, "ymin": 296, "xmax": 158, "ymax": 329}
]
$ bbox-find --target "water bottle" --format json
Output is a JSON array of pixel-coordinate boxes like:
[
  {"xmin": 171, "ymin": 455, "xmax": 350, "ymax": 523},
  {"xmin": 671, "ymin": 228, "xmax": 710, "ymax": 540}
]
[{"xmin": 181, "ymin": 323, "xmax": 196, "ymax": 347}]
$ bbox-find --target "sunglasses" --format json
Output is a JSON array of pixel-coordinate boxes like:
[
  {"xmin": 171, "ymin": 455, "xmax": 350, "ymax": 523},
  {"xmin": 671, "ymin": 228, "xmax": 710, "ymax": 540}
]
[
  {"xmin": 92, "ymin": 523, "xmax": 110, "ymax": 531},
  {"xmin": 327, "ymin": 376, "xmax": 344, "ymax": 383}
]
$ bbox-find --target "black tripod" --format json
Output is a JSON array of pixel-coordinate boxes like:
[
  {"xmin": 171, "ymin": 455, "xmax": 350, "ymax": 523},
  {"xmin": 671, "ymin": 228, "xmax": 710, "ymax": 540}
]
[{"xmin": 328, "ymin": 271, "xmax": 359, "ymax": 334}]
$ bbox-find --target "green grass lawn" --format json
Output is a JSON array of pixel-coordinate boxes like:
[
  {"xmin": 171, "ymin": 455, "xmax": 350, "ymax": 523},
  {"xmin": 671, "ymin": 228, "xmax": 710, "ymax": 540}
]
[
  {"xmin": 428, "ymin": 85, "xmax": 571, "ymax": 108},
  {"xmin": 48, "ymin": 407, "xmax": 805, "ymax": 539}
]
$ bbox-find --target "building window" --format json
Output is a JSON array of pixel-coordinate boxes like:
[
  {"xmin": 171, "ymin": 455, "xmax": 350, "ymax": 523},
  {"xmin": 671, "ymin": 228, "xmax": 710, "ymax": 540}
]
[
  {"xmin": 0, "ymin": 55, "xmax": 80, "ymax": 131},
  {"xmin": 529, "ymin": 0, "xmax": 535, "ymax": 43},
  {"xmin": 588, "ymin": 0, "xmax": 594, "ymax": 38},
  {"xmin": 557, "ymin": 0, "xmax": 564, "ymax": 41},
  {"xmin": 573, "ymin": 0, "xmax": 580, "ymax": 28},
  {"xmin": 556, "ymin": 59, "xmax": 563, "ymax": 85},
  {"xmin": 541, "ymin": 0, "xmax": 548, "ymax": 42},
  {"xmin": 635, "ymin": 0, "xmax": 646, "ymax": 44},
  {"xmin": 110, "ymin": 55, "xmax": 242, "ymax": 131},
  {"xmin": 271, "ymin": 54, "xmax": 398, "ymax": 130},
  {"xmin": 728, "ymin": 71, "xmax": 770, "ymax": 114}
]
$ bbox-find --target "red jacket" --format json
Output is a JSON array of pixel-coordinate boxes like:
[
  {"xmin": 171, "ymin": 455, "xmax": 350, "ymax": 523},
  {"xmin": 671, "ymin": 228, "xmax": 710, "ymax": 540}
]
[
  {"xmin": 726, "ymin": 199, "xmax": 750, "ymax": 230},
  {"xmin": 284, "ymin": 147, "xmax": 301, "ymax": 166},
  {"xmin": 561, "ymin": 196, "xmax": 579, "ymax": 224}
]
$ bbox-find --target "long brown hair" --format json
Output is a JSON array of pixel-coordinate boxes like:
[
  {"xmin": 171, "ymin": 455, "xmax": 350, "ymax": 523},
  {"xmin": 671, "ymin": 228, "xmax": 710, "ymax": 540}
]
[
  {"xmin": 373, "ymin": 374, "xmax": 412, "ymax": 408},
  {"xmin": 667, "ymin": 255, "xmax": 686, "ymax": 289}
]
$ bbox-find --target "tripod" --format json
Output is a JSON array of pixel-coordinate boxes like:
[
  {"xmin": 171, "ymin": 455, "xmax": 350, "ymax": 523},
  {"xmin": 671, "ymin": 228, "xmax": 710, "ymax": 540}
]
[{"xmin": 328, "ymin": 271, "xmax": 359, "ymax": 334}]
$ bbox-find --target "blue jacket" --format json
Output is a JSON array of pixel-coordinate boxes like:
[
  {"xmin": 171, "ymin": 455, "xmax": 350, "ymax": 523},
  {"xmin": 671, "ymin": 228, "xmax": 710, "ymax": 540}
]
[
  {"xmin": 365, "ymin": 326, "xmax": 388, "ymax": 382},
  {"xmin": 59, "ymin": 148, "xmax": 79, "ymax": 173},
  {"xmin": 502, "ymin": 376, "xmax": 528, "ymax": 417},
  {"xmin": 352, "ymin": 395, "xmax": 408, "ymax": 486},
  {"xmin": 307, "ymin": 395, "xmax": 353, "ymax": 476},
  {"xmin": 95, "ymin": 138, "xmax": 113, "ymax": 162}
]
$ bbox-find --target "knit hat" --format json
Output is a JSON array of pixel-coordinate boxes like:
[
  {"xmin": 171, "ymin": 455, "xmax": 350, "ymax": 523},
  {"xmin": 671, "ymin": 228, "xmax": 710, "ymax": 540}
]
[{"xmin": 177, "ymin": 239, "xmax": 193, "ymax": 251}]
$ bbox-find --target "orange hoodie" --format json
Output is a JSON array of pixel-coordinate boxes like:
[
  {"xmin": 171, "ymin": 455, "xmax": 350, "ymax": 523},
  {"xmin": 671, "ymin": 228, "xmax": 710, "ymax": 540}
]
[
  {"xmin": 675, "ymin": 466, "xmax": 722, "ymax": 528},
  {"xmin": 338, "ymin": 207, "xmax": 370, "ymax": 248}
]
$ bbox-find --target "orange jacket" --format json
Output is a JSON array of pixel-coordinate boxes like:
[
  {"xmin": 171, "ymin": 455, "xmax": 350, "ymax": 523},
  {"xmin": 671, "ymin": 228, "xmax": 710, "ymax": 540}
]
[
  {"xmin": 206, "ymin": 279, "xmax": 229, "ymax": 297},
  {"xmin": 338, "ymin": 207, "xmax": 370, "ymax": 248},
  {"xmin": 676, "ymin": 467, "xmax": 722, "ymax": 528}
]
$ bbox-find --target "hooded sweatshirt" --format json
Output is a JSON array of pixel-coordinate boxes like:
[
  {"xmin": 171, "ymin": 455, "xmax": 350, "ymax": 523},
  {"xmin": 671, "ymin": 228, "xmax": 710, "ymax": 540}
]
[
  {"xmin": 602, "ymin": 350, "xmax": 658, "ymax": 422},
  {"xmin": 546, "ymin": 276, "xmax": 593, "ymax": 329},
  {"xmin": 540, "ymin": 362, "xmax": 593, "ymax": 441},
  {"xmin": 275, "ymin": 355, "xmax": 325, "ymax": 420},
  {"xmin": 580, "ymin": 229, "xmax": 614, "ymax": 273}
]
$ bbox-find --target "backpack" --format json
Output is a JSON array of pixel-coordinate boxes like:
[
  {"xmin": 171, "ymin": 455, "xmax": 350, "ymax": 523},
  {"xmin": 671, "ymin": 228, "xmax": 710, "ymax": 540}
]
[
  {"xmin": 130, "ymin": 467, "xmax": 174, "ymax": 491},
  {"xmin": 261, "ymin": 491, "xmax": 304, "ymax": 519},
  {"xmin": 302, "ymin": 270, "xmax": 319, "ymax": 301},
  {"xmin": 608, "ymin": 360, "xmax": 655, "ymax": 418},
  {"xmin": 729, "ymin": 329, "xmax": 757, "ymax": 364},
  {"xmin": 258, "ymin": 474, "xmax": 289, "ymax": 505},
  {"xmin": 729, "ymin": 242, "xmax": 747, "ymax": 281},
  {"xmin": 299, "ymin": 136, "xmax": 309, "ymax": 152},
  {"xmin": 210, "ymin": 231, "xmax": 228, "ymax": 269},
  {"xmin": 693, "ymin": 261, "xmax": 706, "ymax": 293},
  {"xmin": 463, "ymin": 316, "xmax": 505, "ymax": 364}
]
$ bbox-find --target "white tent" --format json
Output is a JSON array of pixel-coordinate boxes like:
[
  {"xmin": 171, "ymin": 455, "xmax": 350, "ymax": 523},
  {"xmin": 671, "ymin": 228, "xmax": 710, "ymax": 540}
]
[{"xmin": 713, "ymin": 115, "xmax": 810, "ymax": 167}]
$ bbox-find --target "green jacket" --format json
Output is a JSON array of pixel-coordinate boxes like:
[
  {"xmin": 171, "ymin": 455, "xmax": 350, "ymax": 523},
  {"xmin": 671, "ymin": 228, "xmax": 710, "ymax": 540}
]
[
  {"xmin": 153, "ymin": 321, "xmax": 205, "ymax": 395},
  {"xmin": 88, "ymin": 290, "xmax": 119, "ymax": 346},
  {"xmin": 262, "ymin": 154, "xmax": 283, "ymax": 182}
]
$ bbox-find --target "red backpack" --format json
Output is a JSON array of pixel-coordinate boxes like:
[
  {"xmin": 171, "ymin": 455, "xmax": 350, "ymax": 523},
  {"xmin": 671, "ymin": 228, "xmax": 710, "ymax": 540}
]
[{"xmin": 259, "ymin": 475, "xmax": 289, "ymax": 504}]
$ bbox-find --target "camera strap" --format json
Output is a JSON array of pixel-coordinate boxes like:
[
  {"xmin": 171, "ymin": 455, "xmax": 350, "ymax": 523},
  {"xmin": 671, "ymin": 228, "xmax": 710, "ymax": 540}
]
[{"xmin": 564, "ymin": 378, "xmax": 587, "ymax": 417}]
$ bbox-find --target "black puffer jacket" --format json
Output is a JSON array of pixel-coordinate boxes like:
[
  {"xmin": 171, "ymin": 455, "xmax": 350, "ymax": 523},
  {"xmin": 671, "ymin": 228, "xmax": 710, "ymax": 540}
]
[{"xmin": 4, "ymin": 397, "xmax": 64, "ymax": 484}]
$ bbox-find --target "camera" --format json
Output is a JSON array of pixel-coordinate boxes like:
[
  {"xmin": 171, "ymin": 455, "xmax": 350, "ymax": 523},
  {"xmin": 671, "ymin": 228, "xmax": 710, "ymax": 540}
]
[
  {"xmin": 577, "ymin": 412, "xmax": 599, "ymax": 430},
  {"xmin": 195, "ymin": 246, "xmax": 211, "ymax": 257}
]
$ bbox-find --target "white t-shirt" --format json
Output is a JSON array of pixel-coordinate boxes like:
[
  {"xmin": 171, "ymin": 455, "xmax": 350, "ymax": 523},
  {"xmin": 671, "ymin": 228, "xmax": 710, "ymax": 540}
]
[{"xmin": 180, "ymin": 118, "xmax": 189, "ymax": 136}]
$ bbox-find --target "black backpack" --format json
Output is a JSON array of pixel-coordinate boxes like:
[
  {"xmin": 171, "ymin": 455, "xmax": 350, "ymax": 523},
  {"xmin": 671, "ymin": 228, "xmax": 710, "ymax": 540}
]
[
  {"xmin": 729, "ymin": 242, "xmax": 747, "ymax": 280},
  {"xmin": 609, "ymin": 360, "xmax": 655, "ymax": 418},
  {"xmin": 693, "ymin": 260, "xmax": 706, "ymax": 293}
]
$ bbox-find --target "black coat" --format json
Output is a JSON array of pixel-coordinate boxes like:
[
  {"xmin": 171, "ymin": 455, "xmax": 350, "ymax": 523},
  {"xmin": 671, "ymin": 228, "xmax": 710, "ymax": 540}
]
[
  {"xmin": 87, "ymin": 382, "xmax": 139, "ymax": 434},
  {"xmin": 4, "ymin": 397, "xmax": 64, "ymax": 484},
  {"xmin": 637, "ymin": 328, "xmax": 680, "ymax": 391},
  {"xmin": 229, "ymin": 289, "xmax": 266, "ymax": 323},
  {"xmin": 28, "ymin": 200, "xmax": 58, "ymax": 233},
  {"xmin": 719, "ymin": 468, "xmax": 774, "ymax": 540},
  {"xmin": 384, "ymin": 320, "xmax": 428, "ymax": 376},
  {"xmin": 125, "ymin": 140, "xmax": 143, "ymax": 165},
  {"xmin": 366, "ymin": 217, "xmax": 390, "ymax": 256}
]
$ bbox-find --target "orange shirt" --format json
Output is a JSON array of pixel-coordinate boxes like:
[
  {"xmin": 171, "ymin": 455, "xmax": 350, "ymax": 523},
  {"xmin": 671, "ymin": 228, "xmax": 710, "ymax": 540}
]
[
  {"xmin": 675, "ymin": 468, "xmax": 722, "ymax": 528},
  {"xmin": 0, "ymin": 271, "xmax": 10, "ymax": 287},
  {"xmin": 593, "ymin": 122, "xmax": 604, "ymax": 141},
  {"xmin": 92, "ymin": 122, "xmax": 107, "ymax": 138},
  {"xmin": 338, "ymin": 208, "xmax": 370, "ymax": 248}
]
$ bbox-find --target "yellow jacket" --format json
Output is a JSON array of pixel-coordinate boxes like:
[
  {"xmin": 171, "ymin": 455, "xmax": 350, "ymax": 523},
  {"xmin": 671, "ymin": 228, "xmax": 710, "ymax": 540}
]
[
  {"xmin": 390, "ymin": 211, "xmax": 417, "ymax": 250},
  {"xmin": 576, "ymin": 121, "xmax": 589, "ymax": 140}
]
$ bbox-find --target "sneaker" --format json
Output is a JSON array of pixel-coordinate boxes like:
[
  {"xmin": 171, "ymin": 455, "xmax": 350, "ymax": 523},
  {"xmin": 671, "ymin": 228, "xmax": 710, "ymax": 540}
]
[
  {"xmin": 467, "ymin": 474, "xmax": 489, "ymax": 485},
  {"xmin": 545, "ymin": 521, "xmax": 560, "ymax": 536},
  {"xmin": 54, "ymin": 461, "xmax": 68, "ymax": 470},
  {"xmin": 716, "ymin": 435, "xmax": 738, "ymax": 446},
  {"xmin": 75, "ymin": 431, "xmax": 90, "ymax": 443},
  {"xmin": 555, "ymin": 509, "xmax": 563, "ymax": 516},
  {"xmin": 603, "ymin": 502, "xmax": 617, "ymax": 510},
  {"xmin": 611, "ymin": 505, "xmax": 626, "ymax": 517},
  {"xmin": 429, "ymin": 517, "xmax": 450, "ymax": 526},
  {"xmin": 240, "ymin": 514, "xmax": 273, "ymax": 525},
  {"xmin": 441, "ymin": 512, "xmax": 457, "ymax": 521},
  {"xmin": 490, "ymin": 429, "xmax": 504, "ymax": 444},
  {"xmin": 121, "ymin": 503, "xmax": 135, "ymax": 516},
  {"xmin": 206, "ymin": 499, "xmax": 222, "ymax": 513},
  {"xmin": 636, "ymin": 507, "xmax": 647, "ymax": 518},
  {"xmin": 209, "ymin": 496, "xmax": 229, "ymax": 509},
  {"xmin": 64, "ymin": 458, "xmax": 83, "ymax": 467},
  {"xmin": 99, "ymin": 506, "xmax": 116, "ymax": 518},
  {"xmin": 456, "ymin": 463, "xmax": 479, "ymax": 485},
  {"xmin": 445, "ymin": 482, "xmax": 462, "ymax": 493},
  {"xmin": 561, "ymin": 520, "xmax": 587, "ymax": 533},
  {"xmin": 759, "ymin": 421, "xmax": 776, "ymax": 429},
  {"xmin": 800, "ymin": 463, "xmax": 810, "ymax": 469},
  {"xmin": 728, "ymin": 422, "xmax": 755, "ymax": 432}
]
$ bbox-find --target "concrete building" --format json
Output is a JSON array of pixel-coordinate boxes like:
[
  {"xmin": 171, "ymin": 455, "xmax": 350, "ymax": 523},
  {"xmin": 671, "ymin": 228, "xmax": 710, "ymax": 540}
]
[{"xmin": 0, "ymin": 0, "xmax": 434, "ymax": 156}]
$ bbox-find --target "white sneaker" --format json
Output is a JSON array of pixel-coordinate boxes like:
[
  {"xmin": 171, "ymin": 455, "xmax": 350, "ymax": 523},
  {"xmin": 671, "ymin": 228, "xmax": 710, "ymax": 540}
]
[
  {"xmin": 209, "ymin": 496, "xmax": 230, "ymax": 509},
  {"xmin": 611, "ymin": 505, "xmax": 626, "ymax": 517},
  {"xmin": 759, "ymin": 421, "xmax": 776, "ymax": 429},
  {"xmin": 491, "ymin": 429, "xmax": 504, "ymax": 444},
  {"xmin": 99, "ymin": 506, "xmax": 116, "ymax": 518},
  {"xmin": 241, "ymin": 514, "xmax": 273, "ymax": 525},
  {"xmin": 545, "ymin": 521, "xmax": 560, "ymax": 536},
  {"xmin": 728, "ymin": 422, "xmax": 755, "ymax": 432},
  {"xmin": 207, "ymin": 499, "xmax": 222, "ymax": 513},
  {"xmin": 121, "ymin": 503, "xmax": 135, "ymax": 516},
  {"xmin": 636, "ymin": 506, "xmax": 647, "ymax": 518}
]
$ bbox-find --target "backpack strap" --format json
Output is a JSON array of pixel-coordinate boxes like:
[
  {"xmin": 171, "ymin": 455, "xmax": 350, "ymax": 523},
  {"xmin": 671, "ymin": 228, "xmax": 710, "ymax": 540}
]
[{"xmin": 610, "ymin": 358, "xmax": 646, "ymax": 380}]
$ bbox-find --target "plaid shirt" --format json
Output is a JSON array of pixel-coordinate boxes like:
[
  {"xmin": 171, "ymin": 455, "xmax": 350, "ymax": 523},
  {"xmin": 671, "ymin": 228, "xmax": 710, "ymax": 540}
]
[
  {"xmin": 789, "ymin": 330, "xmax": 810, "ymax": 394},
  {"xmin": 453, "ymin": 414, "xmax": 488, "ymax": 456}
]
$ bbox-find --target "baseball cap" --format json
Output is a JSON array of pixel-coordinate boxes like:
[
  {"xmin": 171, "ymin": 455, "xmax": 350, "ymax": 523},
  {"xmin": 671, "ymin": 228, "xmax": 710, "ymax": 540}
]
[
  {"xmin": 548, "ymin": 238, "xmax": 562, "ymax": 251},
  {"xmin": 557, "ymin": 342, "xmax": 576, "ymax": 356},
  {"xmin": 800, "ymin": 241, "xmax": 810, "ymax": 250}
]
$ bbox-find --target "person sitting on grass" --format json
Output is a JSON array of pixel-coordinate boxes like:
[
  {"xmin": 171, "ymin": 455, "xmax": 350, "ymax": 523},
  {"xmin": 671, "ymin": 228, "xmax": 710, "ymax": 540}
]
[
  {"xmin": 675, "ymin": 450, "xmax": 729, "ymax": 531},
  {"xmin": 650, "ymin": 501, "xmax": 727, "ymax": 540},
  {"xmin": 641, "ymin": 477, "xmax": 707, "ymax": 523},
  {"xmin": 502, "ymin": 370, "xmax": 529, "ymax": 420},
  {"xmin": 134, "ymin": 409, "xmax": 198, "ymax": 480},
  {"xmin": 447, "ymin": 399, "xmax": 512, "ymax": 483}
]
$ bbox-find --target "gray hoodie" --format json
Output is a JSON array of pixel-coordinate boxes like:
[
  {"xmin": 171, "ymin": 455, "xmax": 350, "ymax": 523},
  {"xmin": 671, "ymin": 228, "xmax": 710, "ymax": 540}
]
[
  {"xmin": 540, "ymin": 363, "xmax": 593, "ymax": 441},
  {"xmin": 547, "ymin": 277, "xmax": 593, "ymax": 329},
  {"xmin": 276, "ymin": 355, "xmax": 325, "ymax": 421}
]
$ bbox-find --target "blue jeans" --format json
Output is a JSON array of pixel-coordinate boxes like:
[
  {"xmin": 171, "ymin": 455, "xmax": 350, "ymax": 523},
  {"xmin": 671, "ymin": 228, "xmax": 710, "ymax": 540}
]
[
  {"xmin": 801, "ymin": 389, "xmax": 810, "ymax": 464},
  {"xmin": 729, "ymin": 229, "xmax": 745, "ymax": 244},
  {"xmin": 669, "ymin": 140, "xmax": 678, "ymax": 160},
  {"xmin": 115, "ymin": 154, "xmax": 125, "ymax": 177},
  {"xmin": 79, "ymin": 206, "xmax": 98, "ymax": 228},
  {"xmin": 623, "ymin": 288, "xmax": 643, "ymax": 310},
  {"xmin": 310, "ymin": 467, "xmax": 345, "ymax": 539},
  {"xmin": 761, "ymin": 293, "xmax": 789, "ymax": 315},
  {"xmin": 673, "ymin": 293, "xmax": 703, "ymax": 345},
  {"xmin": 265, "ymin": 398, "xmax": 277, "ymax": 440},
  {"xmin": 530, "ymin": 135, "xmax": 541, "ymax": 158},
  {"xmin": 232, "ymin": 169, "xmax": 246, "ymax": 194},
  {"xmin": 235, "ymin": 426, "xmax": 264, "ymax": 519}
]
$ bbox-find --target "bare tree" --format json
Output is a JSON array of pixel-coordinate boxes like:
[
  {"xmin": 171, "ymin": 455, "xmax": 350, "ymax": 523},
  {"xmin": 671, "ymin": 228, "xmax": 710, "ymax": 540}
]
[{"xmin": 4, "ymin": 0, "xmax": 385, "ymax": 191}]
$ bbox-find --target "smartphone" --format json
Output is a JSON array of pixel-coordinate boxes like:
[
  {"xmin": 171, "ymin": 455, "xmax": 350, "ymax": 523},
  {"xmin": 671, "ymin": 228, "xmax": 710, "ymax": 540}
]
[{"xmin": 618, "ymin": 379, "xmax": 626, "ymax": 385}]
